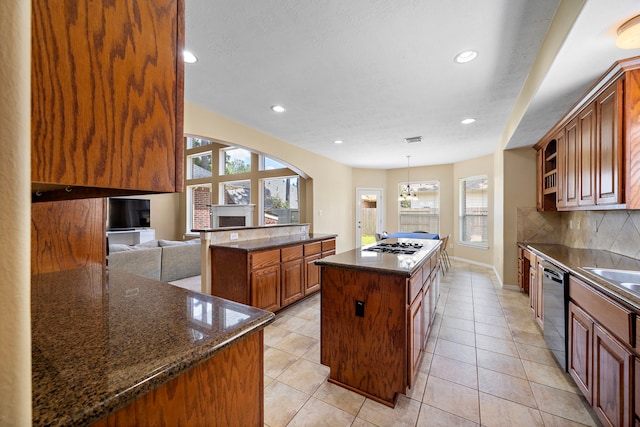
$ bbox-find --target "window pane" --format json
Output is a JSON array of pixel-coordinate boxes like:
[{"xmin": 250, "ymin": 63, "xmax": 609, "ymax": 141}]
[
  {"xmin": 221, "ymin": 147, "xmax": 251, "ymax": 175},
  {"xmin": 186, "ymin": 136, "xmax": 212, "ymax": 149},
  {"xmin": 260, "ymin": 156, "xmax": 286, "ymax": 170},
  {"xmin": 398, "ymin": 181, "xmax": 439, "ymax": 233},
  {"xmin": 187, "ymin": 152, "xmax": 212, "ymax": 179},
  {"xmin": 221, "ymin": 180, "xmax": 251, "ymax": 204},
  {"xmin": 459, "ymin": 176, "xmax": 488, "ymax": 246},
  {"xmin": 263, "ymin": 177, "xmax": 299, "ymax": 225},
  {"xmin": 188, "ymin": 184, "xmax": 212, "ymax": 230}
]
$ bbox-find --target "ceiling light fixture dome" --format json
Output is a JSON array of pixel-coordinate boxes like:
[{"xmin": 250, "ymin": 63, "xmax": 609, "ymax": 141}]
[
  {"xmin": 334, "ymin": 140, "xmax": 343, "ymax": 144},
  {"xmin": 461, "ymin": 118, "xmax": 476, "ymax": 125},
  {"xmin": 271, "ymin": 105, "xmax": 286, "ymax": 113},
  {"xmin": 183, "ymin": 50, "xmax": 198, "ymax": 63},
  {"xmin": 616, "ymin": 15, "xmax": 640, "ymax": 49},
  {"xmin": 454, "ymin": 50, "xmax": 478, "ymax": 64}
]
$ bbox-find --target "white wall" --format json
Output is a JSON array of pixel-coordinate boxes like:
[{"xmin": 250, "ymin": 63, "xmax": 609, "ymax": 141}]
[{"xmin": 0, "ymin": 1, "xmax": 32, "ymax": 425}]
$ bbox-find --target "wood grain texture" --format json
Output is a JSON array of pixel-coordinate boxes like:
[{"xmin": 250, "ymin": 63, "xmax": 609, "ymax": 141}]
[
  {"xmin": 320, "ymin": 266, "xmax": 407, "ymax": 405},
  {"xmin": 596, "ymin": 80, "xmax": 624, "ymax": 205},
  {"xmin": 304, "ymin": 254, "xmax": 321, "ymax": 295},
  {"xmin": 593, "ymin": 324, "xmax": 633, "ymax": 427},
  {"xmin": 31, "ymin": 198, "xmax": 106, "ymax": 274},
  {"xmin": 211, "ymin": 248, "xmax": 250, "ymax": 304},
  {"xmin": 31, "ymin": 0, "xmax": 184, "ymax": 193},
  {"xmin": 568, "ymin": 302, "xmax": 594, "ymax": 404},
  {"xmin": 625, "ymin": 69, "xmax": 640, "ymax": 208},
  {"xmin": 281, "ymin": 258, "xmax": 304, "ymax": 306},
  {"xmin": 91, "ymin": 331, "xmax": 264, "ymax": 427}
]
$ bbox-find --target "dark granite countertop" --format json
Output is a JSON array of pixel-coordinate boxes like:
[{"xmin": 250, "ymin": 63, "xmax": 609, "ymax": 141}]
[
  {"xmin": 315, "ymin": 238, "xmax": 441, "ymax": 277},
  {"xmin": 209, "ymin": 233, "xmax": 337, "ymax": 251},
  {"xmin": 521, "ymin": 243, "xmax": 640, "ymax": 311},
  {"xmin": 31, "ymin": 266, "xmax": 275, "ymax": 427}
]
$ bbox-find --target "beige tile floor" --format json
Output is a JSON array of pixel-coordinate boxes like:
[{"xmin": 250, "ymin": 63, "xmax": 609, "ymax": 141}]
[{"xmin": 263, "ymin": 260, "xmax": 601, "ymax": 427}]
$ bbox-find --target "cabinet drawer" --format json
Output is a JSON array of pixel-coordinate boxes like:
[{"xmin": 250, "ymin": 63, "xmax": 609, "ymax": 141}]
[
  {"xmin": 321, "ymin": 239, "xmax": 336, "ymax": 252},
  {"xmin": 304, "ymin": 242, "xmax": 322, "ymax": 256},
  {"xmin": 409, "ymin": 270, "xmax": 423, "ymax": 304},
  {"xmin": 281, "ymin": 245, "xmax": 302, "ymax": 262},
  {"xmin": 569, "ymin": 276, "xmax": 634, "ymax": 346},
  {"xmin": 250, "ymin": 249, "xmax": 280, "ymax": 270}
]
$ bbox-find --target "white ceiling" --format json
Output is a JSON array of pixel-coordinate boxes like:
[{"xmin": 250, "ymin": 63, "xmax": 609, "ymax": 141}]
[{"xmin": 184, "ymin": 0, "xmax": 640, "ymax": 170}]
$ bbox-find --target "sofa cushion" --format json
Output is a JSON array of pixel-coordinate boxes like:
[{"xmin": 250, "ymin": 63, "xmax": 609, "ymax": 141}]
[
  {"xmin": 134, "ymin": 239, "xmax": 160, "ymax": 249},
  {"xmin": 158, "ymin": 239, "xmax": 187, "ymax": 247},
  {"xmin": 109, "ymin": 243, "xmax": 134, "ymax": 253},
  {"xmin": 160, "ymin": 243, "xmax": 201, "ymax": 282},
  {"xmin": 107, "ymin": 247, "xmax": 162, "ymax": 281}
]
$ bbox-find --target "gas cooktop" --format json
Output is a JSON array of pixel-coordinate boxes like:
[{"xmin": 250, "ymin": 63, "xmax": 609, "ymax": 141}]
[{"xmin": 363, "ymin": 241, "xmax": 424, "ymax": 255}]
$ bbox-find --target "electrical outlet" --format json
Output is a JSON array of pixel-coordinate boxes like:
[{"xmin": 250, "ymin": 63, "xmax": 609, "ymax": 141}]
[
  {"xmin": 230, "ymin": 232, "xmax": 238, "ymax": 240},
  {"xmin": 569, "ymin": 220, "xmax": 573, "ymax": 229},
  {"xmin": 300, "ymin": 226, "xmax": 306, "ymax": 233}
]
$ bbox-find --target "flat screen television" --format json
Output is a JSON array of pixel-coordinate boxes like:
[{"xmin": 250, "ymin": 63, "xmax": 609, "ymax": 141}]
[{"xmin": 107, "ymin": 198, "xmax": 151, "ymax": 231}]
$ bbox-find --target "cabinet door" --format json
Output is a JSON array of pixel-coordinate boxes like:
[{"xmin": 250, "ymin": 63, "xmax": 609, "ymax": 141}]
[
  {"xmin": 31, "ymin": 0, "xmax": 184, "ymax": 194},
  {"xmin": 555, "ymin": 130, "xmax": 565, "ymax": 209},
  {"xmin": 568, "ymin": 302, "xmax": 593, "ymax": 404},
  {"xmin": 564, "ymin": 117, "xmax": 580, "ymax": 208},
  {"xmin": 578, "ymin": 103, "xmax": 597, "ymax": 206},
  {"xmin": 593, "ymin": 324, "xmax": 633, "ymax": 427},
  {"xmin": 304, "ymin": 254, "xmax": 321, "ymax": 295},
  {"xmin": 634, "ymin": 357, "xmax": 639, "ymax": 424},
  {"xmin": 529, "ymin": 265, "xmax": 537, "ymax": 313},
  {"xmin": 407, "ymin": 290, "xmax": 423, "ymax": 389},
  {"xmin": 281, "ymin": 259, "xmax": 304, "ymax": 307},
  {"xmin": 596, "ymin": 81, "xmax": 624, "ymax": 206},
  {"xmin": 422, "ymin": 278, "xmax": 432, "ymax": 350},
  {"xmin": 535, "ymin": 263, "xmax": 544, "ymax": 329},
  {"xmin": 251, "ymin": 265, "xmax": 280, "ymax": 312}
]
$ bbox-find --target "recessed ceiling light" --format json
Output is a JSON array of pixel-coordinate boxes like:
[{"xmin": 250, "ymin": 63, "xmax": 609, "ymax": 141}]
[
  {"xmin": 271, "ymin": 105, "xmax": 286, "ymax": 113},
  {"xmin": 183, "ymin": 50, "xmax": 198, "ymax": 63},
  {"xmin": 334, "ymin": 140, "xmax": 343, "ymax": 144},
  {"xmin": 454, "ymin": 50, "xmax": 478, "ymax": 64},
  {"xmin": 461, "ymin": 118, "xmax": 476, "ymax": 125}
]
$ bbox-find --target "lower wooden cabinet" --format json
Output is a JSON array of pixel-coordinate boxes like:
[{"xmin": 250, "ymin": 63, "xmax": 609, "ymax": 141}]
[
  {"xmin": 250, "ymin": 264, "xmax": 280, "ymax": 312},
  {"xmin": 211, "ymin": 237, "xmax": 336, "ymax": 312},
  {"xmin": 281, "ymin": 245, "xmax": 304, "ymax": 306},
  {"xmin": 568, "ymin": 301, "xmax": 594, "ymax": 403},
  {"xmin": 408, "ymin": 290, "xmax": 423, "ymax": 389},
  {"xmin": 634, "ymin": 357, "xmax": 640, "ymax": 425},
  {"xmin": 593, "ymin": 323, "xmax": 633, "ymax": 427},
  {"xmin": 568, "ymin": 276, "xmax": 635, "ymax": 427}
]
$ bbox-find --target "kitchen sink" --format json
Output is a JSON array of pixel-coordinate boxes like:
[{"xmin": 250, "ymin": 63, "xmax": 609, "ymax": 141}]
[{"xmin": 580, "ymin": 267, "xmax": 640, "ymax": 296}]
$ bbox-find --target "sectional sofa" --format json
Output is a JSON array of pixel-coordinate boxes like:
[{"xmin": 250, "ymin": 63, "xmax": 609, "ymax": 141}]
[{"xmin": 107, "ymin": 239, "xmax": 201, "ymax": 282}]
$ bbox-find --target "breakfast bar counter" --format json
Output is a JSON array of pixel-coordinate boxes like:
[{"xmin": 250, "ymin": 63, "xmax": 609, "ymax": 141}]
[{"xmin": 32, "ymin": 266, "xmax": 274, "ymax": 427}]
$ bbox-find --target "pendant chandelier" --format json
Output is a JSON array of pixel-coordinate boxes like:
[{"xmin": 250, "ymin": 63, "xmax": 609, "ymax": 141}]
[{"xmin": 398, "ymin": 155, "xmax": 418, "ymax": 201}]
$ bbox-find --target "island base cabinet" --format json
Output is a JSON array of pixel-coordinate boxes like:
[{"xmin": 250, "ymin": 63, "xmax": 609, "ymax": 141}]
[
  {"xmin": 320, "ymin": 266, "xmax": 407, "ymax": 407},
  {"xmin": 91, "ymin": 331, "xmax": 265, "ymax": 427}
]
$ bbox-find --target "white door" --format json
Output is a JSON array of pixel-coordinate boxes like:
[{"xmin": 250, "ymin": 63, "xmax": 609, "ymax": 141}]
[{"xmin": 356, "ymin": 188, "xmax": 383, "ymax": 248}]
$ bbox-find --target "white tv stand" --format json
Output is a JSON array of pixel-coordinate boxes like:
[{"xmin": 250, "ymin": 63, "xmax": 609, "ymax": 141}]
[{"xmin": 107, "ymin": 229, "xmax": 155, "ymax": 245}]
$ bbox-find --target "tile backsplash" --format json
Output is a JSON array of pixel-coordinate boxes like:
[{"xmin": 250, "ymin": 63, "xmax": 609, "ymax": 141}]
[{"xmin": 517, "ymin": 207, "xmax": 640, "ymax": 260}]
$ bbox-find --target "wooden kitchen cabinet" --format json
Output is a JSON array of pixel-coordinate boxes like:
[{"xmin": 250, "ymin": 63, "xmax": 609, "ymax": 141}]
[
  {"xmin": 250, "ymin": 250, "xmax": 281, "ymax": 312},
  {"xmin": 534, "ymin": 58, "xmax": 640, "ymax": 211},
  {"xmin": 518, "ymin": 246, "xmax": 532, "ymax": 294},
  {"xmin": 31, "ymin": 0, "xmax": 185, "ymax": 200},
  {"xmin": 408, "ymin": 289, "xmax": 423, "ymax": 389},
  {"xmin": 320, "ymin": 247, "xmax": 440, "ymax": 407},
  {"xmin": 211, "ymin": 237, "xmax": 336, "ymax": 311},
  {"xmin": 536, "ymin": 136, "xmax": 559, "ymax": 211},
  {"xmin": 593, "ymin": 324, "xmax": 633, "ymax": 427},
  {"xmin": 568, "ymin": 275, "xmax": 636, "ymax": 427},
  {"xmin": 595, "ymin": 80, "xmax": 624, "ymax": 206},
  {"xmin": 634, "ymin": 357, "xmax": 640, "ymax": 425},
  {"xmin": 568, "ymin": 301, "xmax": 594, "ymax": 403},
  {"xmin": 535, "ymin": 262, "xmax": 544, "ymax": 329},
  {"xmin": 281, "ymin": 246, "xmax": 304, "ymax": 306}
]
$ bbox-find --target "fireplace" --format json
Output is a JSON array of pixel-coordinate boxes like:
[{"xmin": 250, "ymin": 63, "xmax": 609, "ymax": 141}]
[{"xmin": 210, "ymin": 205, "xmax": 255, "ymax": 228}]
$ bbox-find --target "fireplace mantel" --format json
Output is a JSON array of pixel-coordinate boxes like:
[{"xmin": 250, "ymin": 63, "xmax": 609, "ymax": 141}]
[{"xmin": 210, "ymin": 204, "xmax": 255, "ymax": 228}]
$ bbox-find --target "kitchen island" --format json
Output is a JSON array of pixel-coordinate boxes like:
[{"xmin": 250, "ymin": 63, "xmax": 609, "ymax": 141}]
[
  {"xmin": 317, "ymin": 238, "xmax": 441, "ymax": 407},
  {"xmin": 32, "ymin": 266, "xmax": 274, "ymax": 427}
]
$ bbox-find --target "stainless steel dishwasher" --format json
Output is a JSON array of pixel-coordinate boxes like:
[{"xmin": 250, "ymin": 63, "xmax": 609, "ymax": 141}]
[{"xmin": 541, "ymin": 261, "xmax": 569, "ymax": 371}]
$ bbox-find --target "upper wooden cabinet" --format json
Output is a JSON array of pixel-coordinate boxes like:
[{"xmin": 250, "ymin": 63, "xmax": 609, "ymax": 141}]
[
  {"xmin": 31, "ymin": 0, "xmax": 185, "ymax": 201},
  {"xmin": 534, "ymin": 57, "xmax": 640, "ymax": 211}
]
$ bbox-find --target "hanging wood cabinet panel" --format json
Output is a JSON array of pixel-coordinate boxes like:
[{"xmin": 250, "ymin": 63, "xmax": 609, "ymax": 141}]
[{"xmin": 31, "ymin": 0, "xmax": 185, "ymax": 200}]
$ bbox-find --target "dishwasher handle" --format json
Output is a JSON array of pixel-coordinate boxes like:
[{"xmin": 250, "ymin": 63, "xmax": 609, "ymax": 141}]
[{"xmin": 543, "ymin": 267, "xmax": 564, "ymax": 284}]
